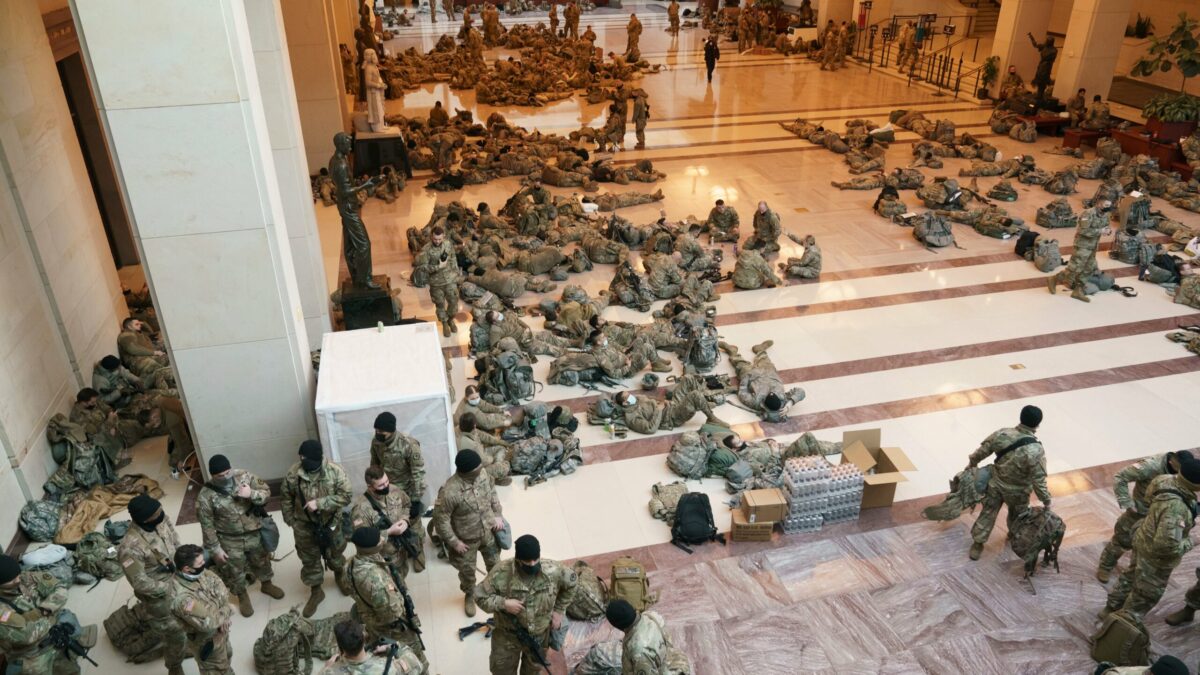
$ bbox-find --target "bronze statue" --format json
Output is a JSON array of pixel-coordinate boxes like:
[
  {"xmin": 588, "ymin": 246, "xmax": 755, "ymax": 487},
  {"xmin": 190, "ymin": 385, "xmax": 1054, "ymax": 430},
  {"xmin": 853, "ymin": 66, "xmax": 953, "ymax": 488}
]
[
  {"xmin": 1028, "ymin": 33, "xmax": 1057, "ymax": 102},
  {"xmin": 330, "ymin": 132, "xmax": 380, "ymax": 289}
]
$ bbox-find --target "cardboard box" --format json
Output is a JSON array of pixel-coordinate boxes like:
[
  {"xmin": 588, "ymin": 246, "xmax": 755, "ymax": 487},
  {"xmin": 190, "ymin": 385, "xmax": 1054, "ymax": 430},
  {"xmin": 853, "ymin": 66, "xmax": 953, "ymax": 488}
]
[
  {"xmin": 840, "ymin": 429, "xmax": 916, "ymax": 509},
  {"xmin": 742, "ymin": 488, "xmax": 787, "ymax": 523},
  {"xmin": 730, "ymin": 510, "xmax": 774, "ymax": 542}
]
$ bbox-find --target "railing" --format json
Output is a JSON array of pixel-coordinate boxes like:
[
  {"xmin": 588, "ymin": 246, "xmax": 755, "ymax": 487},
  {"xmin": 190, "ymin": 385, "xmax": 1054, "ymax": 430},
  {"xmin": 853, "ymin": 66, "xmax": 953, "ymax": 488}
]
[{"xmin": 952, "ymin": 62, "xmax": 989, "ymax": 101}]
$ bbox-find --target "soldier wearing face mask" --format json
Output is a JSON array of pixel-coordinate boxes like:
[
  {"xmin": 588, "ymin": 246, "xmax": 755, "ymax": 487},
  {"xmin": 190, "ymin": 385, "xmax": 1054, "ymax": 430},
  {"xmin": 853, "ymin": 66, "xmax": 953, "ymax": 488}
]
[
  {"xmin": 454, "ymin": 385, "xmax": 512, "ymax": 433},
  {"xmin": 475, "ymin": 534, "xmax": 577, "ymax": 675},
  {"xmin": 169, "ymin": 544, "xmax": 234, "ymax": 675},
  {"xmin": 119, "ymin": 494, "xmax": 187, "ymax": 675},
  {"xmin": 369, "ymin": 412, "xmax": 427, "ymax": 516},
  {"xmin": 196, "ymin": 454, "xmax": 284, "ymax": 617},
  {"xmin": 350, "ymin": 465, "xmax": 425, "ymax": 579},
  {"xmin": 434, "ymin": 450, "xmax": 505, "ymax": 617},
  {"xmin": 281, "ymin": 440, "xmax": 353, "ymax": 617}
]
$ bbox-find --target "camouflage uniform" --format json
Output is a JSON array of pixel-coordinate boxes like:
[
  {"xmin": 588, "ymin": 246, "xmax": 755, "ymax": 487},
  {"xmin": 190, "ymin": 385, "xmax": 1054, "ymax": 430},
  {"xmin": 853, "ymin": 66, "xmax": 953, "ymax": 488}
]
[
  {"xmin": 91, "ymin": 361, "xmax": 141, "ymax": 407},
  {"xmin": 593, "ymin": 339, "xmax": 668, "ymax": 379},
  {"xmin": 281, "ymin": 460, "xmax": 353, "ymax": 588},
  {"xmin": 118, "ymin": 517, "xmax": 187, "ymax": 670},
  {"xmin": 371, "ymin": 432, "xmax": 427, "ymax": 507},
  {"xmin": 968, "ymin": 424, "xmax": 1050, "ymax": 546},
  {"xmin": 632, "ymin": 96, "xmax": 650, "ymax": 149},
  {"xmin": 323, "ymin": 649, "xmax": 425, "ymax": 675},
  {"xmin": 118, "ymin": 329, "xmax": 168, "ymax": 378},
  {"xmin": 434, "ymin": 471, "xmax": 503, "ymax": 594},
  {"xmin": 197, "ymin": 469, "xmax": 274, "ymax": 596},
  {"xmin": 1050, "ymin": 206, "xmax": 1107, "ymax": 301},
  {"xmin": 475, "ymin": 559, "xmax": 577, "ymax": 674},
  {"xmin": 455, "ymin": 397, "xmax": 510, "ymax": 432},
  {"xmin": 0, "ymin": 571, "xmax": 82, "ymax": 675},
  {"xmin": 565, "ymin": 3, "xmax": 580, "ymax": 40},
  {"xmin": 732, "ymin": 249, "xmax": 780, "ymax": 290},
  {"xmin": 621, "ymin": 610, "xmax": 691, "ymax": 675},
  {"xmin": 69, "ymin": 398, "xmax": 130, "ymax": 465},
  {"xmin": 1081, "ymin": 102, "xmax": 1111, "ymax": 131},
  {"xmin": 703, "ymin": 205, "xmax": 740, "ymax": 243},
  {"xmin": 781, "ymin": 243, "xmax": 821, "ymax": 279},
  {"xmin": 1104, "ymin": 474, "xmax": 1197, "ymax": 620},
  {"xmin": 457, "ymin": 429, "xmax": 513, "ymax": 484},
  {"xmin": 169, "ymin": 569, "xmax": 234, "ymax": 675},
  {"xmin": 720, "ymin": 340, "xmax": 804, "ymax": 423},
  {"xmin": 745, "ymin": 207, "xmax": 782, "ymax": 253},
  {"xmin": 417, "ymin": 239, "xmax": 461, "ymax": 335},
  {"xmin": 1098, "ymin": 454, "xmax": 1174, "ymax": 575},
  {"xmin": 619, "ymin": 391, "xmax": 719, "ymax": 435},
  {"xmin": 346, "ymin": 551, "xmax": 428, "ymax": 672}
]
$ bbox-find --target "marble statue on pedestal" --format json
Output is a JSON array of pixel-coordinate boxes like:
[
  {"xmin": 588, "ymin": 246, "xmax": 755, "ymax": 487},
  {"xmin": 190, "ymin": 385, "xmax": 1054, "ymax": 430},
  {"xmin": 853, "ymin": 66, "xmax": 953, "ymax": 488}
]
[
  {"xmin": 363, "ymin": 49, "xmax": 392, "ymax": 133},
  {"xmin": 330, "ymin": 132, "xmax": 380, "ymax": 289}
]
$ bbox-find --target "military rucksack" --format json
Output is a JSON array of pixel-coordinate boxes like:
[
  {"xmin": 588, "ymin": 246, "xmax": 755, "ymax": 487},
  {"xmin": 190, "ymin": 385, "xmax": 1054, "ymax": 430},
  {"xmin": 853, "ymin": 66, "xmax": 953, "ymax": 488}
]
[
  {"xmin": 1006, "ymin": 506, "xmax": 1064, "ymax": 578},
  {"xmin": 684, "ymin": 325, "xmax": 720, "ymax": 373},
  {"xmin": 468, "ymin": 307, "xmax": 491, "ymax": 354},
  {"xmin": 670, "ymin": 492, "xmax": 724, "ymax": 553},
  {"xmin": 21, "ymin": 545, "xmax": 75, "ymax": 588},
  {"xmin": 608, "ymin": 556, "xmax": 656, "ymax": 611},
  {"xmin": 572, "ymin": 640, "xmax": 622, "ymax": 675},
  {"xmin": 479, "ymin": 349, "xmax": 536, "ymax": 405},
  {"xmin": 566, "ymin": 560, "xmax": 608, "ymax": 621},
  {"xmin": 509, "ymin": 437, "xmax": 551, "ymax": 475},
  {"xmin": 1174, "ymin": 275, "xmax": 1200, "ymax": 309},
  {"xmin": 1090, "ymin": 609, "xmax": 1150, "ymax": 667},
  {"xmin": 666, "ymin": 432, "xmax": 714, "ymax": 479},
  {"xmin": 1032, "ymin": 238, "xmax": 1063, "ymax": 273},
  {"xmin": 19, "ymin": 499, "xmax": 63, "ymax": 543},
  {"xmin": 648, "ymin": 481, "xmax": 690, "ymax": 523},
  {"xmin": 547, "ymin": 352, "xmax": 606, "ymax": 388},
  {"xmin": 1110, "ymin": 228, "xmax": 1144, "ymax": 265},
  {"xmin": 104, "ymin": 600, "xmax": 164, "ymax": 663},
  {"xmin": 586, "ymin": 395, "xmax": 621, "ymax": 426},
  {"xmin": 724, "ymin": 459, "xmax": 755, "ymax": 494},
  {"xmin": 922, "ymin": 465, "xmax": 993, "ymax": 522},
  {"xmin": 912, "ymin": 212, "xmax": 956, "ymax": 249},
  {"xmin": 74, "ymin": 531, "xmax": 123, "ymax": 581},
  {"xmin": 253, "ymin": 608, "xmax": 349, "ymax": 675},
  {"xmin": 1035, "ymin": 199, "xmax": 1078, "ymax": 229},
  {"xmin": 1014, "ymin": 230, "xmax": 1039, "ymax": 259}
]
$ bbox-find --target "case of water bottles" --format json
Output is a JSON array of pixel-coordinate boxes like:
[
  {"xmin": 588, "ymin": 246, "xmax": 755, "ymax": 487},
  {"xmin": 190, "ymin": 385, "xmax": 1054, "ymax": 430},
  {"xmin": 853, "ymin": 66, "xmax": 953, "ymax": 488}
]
[{"xmin": 780, "ymin": 456, "xmax": 865, "ymax": 533}]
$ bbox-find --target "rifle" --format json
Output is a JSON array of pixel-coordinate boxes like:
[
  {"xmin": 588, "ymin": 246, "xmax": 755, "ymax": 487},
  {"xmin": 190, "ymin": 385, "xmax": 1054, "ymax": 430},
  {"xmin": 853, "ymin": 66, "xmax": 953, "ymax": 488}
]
[
  {"xmin": 385, "ymin": 565, "xmax": 425, "ymax": 651},
  {"xmin": 364, "ymin": 493, "xmax": 423, "ymax": 565},
  {"xmin": 504, "ymin": 615, "xmax": 551, "ymax": 674},
  {"xmin": 457, "ymin": 618, "xmax": 495, "ymax": 640},
  {"xmin": 45, "ymin": 622, "xmax": 98, "ymax": 667},
  {"xmin": 297, "ymin": 482, "xmax": 337, "ymax": 556},
  {"xmin": 524, "ymin": 449, "xmax": 569, "ymax": 489}
]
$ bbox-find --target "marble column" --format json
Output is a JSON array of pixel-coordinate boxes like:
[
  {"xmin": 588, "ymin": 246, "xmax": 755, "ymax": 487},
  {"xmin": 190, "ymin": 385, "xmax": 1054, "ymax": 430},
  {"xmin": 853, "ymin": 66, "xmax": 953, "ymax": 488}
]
[
  {"xmin": 818, "ymin": 0, "xmax": 855, "ymax": 26},
  {"xmin": 245, "ymin": 0, "xmax": 333, "ymax": 348},
  {"xmin": 1052, "ymin": 0, "xmax": 1134, "ymax": 100},
  {"xmin": 71, "ymin": 0, "xmax": 317, "ymax": 479},
  {"xmin": 989, "ymin": 0, "xmax": 1055, "ymax": 97},
  {"xmin": 279, "ymin": 0, "xmax": 349, "ymax": 176}
]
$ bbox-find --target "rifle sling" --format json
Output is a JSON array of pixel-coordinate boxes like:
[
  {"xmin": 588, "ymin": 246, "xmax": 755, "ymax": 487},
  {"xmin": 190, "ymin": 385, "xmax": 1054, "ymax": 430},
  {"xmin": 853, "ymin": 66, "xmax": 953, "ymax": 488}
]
[{"xmin": 993, "ymin": 436, "xmax": 1038, "ymax": 463}]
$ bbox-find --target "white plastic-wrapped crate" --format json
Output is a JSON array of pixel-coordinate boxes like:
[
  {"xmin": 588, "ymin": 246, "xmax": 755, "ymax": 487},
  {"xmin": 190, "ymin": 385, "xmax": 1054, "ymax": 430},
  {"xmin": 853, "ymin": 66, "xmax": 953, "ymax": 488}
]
[{"xmin": 314, "ymin": 323, "xmax": 456, "ymax": 500}]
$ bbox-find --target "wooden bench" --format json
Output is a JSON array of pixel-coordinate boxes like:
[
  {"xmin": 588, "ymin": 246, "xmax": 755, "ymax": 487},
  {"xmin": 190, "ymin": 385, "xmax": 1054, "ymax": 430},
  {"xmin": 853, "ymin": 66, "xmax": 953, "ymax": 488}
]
[
  {"xmin": 1170, "ymin": 161, "xmax": 1195, "ymax": 181},
  {"xmin": 1063, "ymin": 128, "xmax": 1107, "ymax": 149}
]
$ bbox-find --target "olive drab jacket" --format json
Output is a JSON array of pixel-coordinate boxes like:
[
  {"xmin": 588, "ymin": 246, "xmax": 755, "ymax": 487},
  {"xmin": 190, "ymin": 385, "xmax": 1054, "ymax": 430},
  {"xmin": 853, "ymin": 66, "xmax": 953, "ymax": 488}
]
[
  {"xmin": 281, "ymin": 460, "xmax": 353, "ymax": 529},
  {"xmin": 434, "ymin": 472, "xmax": 502, "ymax": 547},
  {"xmin": 1133, "ymin": 474, "xmax": 1197, "ymax": 562},
  {"xmin": 968, "ymin": 424, "xmax": 1050, "ymax": 502},
  {"xmin": 118, "ymin": 518, "xmax": 181, "ymax": 602},
  {"xmin": 370, "ymin": 433, "xmax": 427, "ymax": 505},
  {"xmin": 197, "ymin": 469, "xmax": 270, "ymax": 554},
  {"xmin": 1113, "ymin": 454, "xmax": 1172, "ymax": 513},
  {"xmin": 474, "ymin": 559, "xmax": 577, "ymax": 636},
  {"xmin": 620, "ymin": 397, "xmax": 666, "ymax": 435},
  {"xmin": 169, "ymin": 570, "xmax": 232, "ymax": 651}
]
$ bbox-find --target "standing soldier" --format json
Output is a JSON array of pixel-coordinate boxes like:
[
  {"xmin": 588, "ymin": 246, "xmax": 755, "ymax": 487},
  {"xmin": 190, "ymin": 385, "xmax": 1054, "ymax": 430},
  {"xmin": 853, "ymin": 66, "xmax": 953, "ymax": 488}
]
[
  {"xmin": 965, "ymin": 405, "xmax": 1051, "ymax": 560},
  {"xmin": 475, "ymin": 534, "xmax": 577, "ymax": 674},
  {"xmin": 548, "ymin": 3, "xmax": 558, "ymax": 35},
  {"xmin": 0, "ymin": 554, "xmax": 97, "ymax": 675},
  {"xmin": 1048, "ymin": 202, "xmax": 1108, "ymax": 302},
  {"xmin": 565, "ymin": 1, "xmax": 580, "ymax": 40},
  {"xmin": 282, "ymin": 440, "xmax": 353, "ymax": 617},
  {"xmin": 1100, "ymin": 459, "xmax": 1200, "ymax": 622},
  {"xmin": 443, "ymin": 0, "xmax": 455, "ymax": 22},
  {"xmin": 197, "ymin": 454, "xmax": 285, "ymax": 617},
  {"xmin": 632, "ymin": 90, "xmax": 650, "ymax": 150},
  {"xmin": 604, "ymin": 599, "xmax": 692, "ymax": 674},
  {"xmin": 169, "ymin": 544, "xmax": 234, "ymax": 675},
  {"xmin": 667, "ymin": 0, "xmax": 680, "ymax": 34},
  {"xmin": 1097, "ymin": 451, "xmax": 1192, "ymax": 583},
  {"xmin": 351, "ymin": 465, "xmax": 425, "ymax": 579},
  {"xmin": 435, "ymin": 450, "xmax": 506, "ymax": 617},
  {"xmin": 120, "ymin": 494, "xmax": 188, "ymax": 675},
  {"xmin": 625, "ymin": 13, "xmax": 643, "ymax": 61},
  {"xmin": 370, "ymin": 412, "xmax": 427, "ymax": 514},
  {"xmin": 417, "ymin": 227, "xmax": 461, "ymax": 337},
  {"xmin": 346, "ymin": 527, "xmax": 429, "ymax": 672}
]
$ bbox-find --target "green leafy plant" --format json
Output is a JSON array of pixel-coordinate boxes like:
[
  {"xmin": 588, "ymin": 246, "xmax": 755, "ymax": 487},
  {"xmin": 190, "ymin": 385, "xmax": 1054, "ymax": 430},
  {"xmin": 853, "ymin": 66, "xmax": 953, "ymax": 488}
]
[
  {"xmin": 1125, "ymin": 14, "xmax": 1154, "ymax": 39},
  {"xmin": 980, "ymin": 55, "xmax": 999, "ymax": 88},
  {"xmin": 1142, "ymin": 92, "xmax": 1200, "ymax": 122},
  {"xmin": 1132, "ymin": 13, "xmax": 1200, "ymax": 120}
]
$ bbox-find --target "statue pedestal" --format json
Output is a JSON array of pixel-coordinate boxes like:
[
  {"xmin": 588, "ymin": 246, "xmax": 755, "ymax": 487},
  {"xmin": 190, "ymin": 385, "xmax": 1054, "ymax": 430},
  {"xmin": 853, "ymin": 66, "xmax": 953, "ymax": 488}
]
[
  {"xmin": 353, "ymin": 127, "xmax": 411, "ymax": 178},
  {"xmin": 331, "ymin": 275, "xmax": 402, "ymax": 330}
]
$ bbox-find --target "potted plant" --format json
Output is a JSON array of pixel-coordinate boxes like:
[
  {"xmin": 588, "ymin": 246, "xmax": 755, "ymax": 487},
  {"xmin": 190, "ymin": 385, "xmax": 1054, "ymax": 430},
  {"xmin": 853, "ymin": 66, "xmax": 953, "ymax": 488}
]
[
  {"xmin": 978, "ymin": 55, "xmax": 999, "ymax": 99},
  {"xmin": 1131, "ymin": 12, "xmax": 1200, "ymax": 141},
  {"xmin": 1124, "ymin": 14, "xmax": 1153, "ymax": 39}
]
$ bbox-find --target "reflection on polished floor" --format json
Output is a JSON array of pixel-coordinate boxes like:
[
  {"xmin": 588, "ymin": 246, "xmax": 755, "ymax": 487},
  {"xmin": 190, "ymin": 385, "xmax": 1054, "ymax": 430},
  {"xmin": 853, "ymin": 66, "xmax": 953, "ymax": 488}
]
[{"xmin": 76, "ymin": 3, "xmax": 1200, "ymax": 673}]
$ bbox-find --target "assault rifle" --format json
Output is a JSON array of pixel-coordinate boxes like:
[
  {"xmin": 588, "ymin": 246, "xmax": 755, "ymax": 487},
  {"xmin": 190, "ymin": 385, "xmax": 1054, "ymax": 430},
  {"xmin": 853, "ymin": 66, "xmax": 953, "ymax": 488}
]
[
  {"xmin": 385, "ymin": 565, "xmax": 425, "ymax": 651},
  {"xmin": 524, "ymin": 450, "xmax": 568, "ymax": 489},
  {"xmin": 364, "ymin": 493, "xmax": 424, "ymax": 565},
  {"xmin": 505, "ymin": 615, "xmax": 551, "ymax": 673},
  {"xmin": 45, "ymin": 623, "xmax": 98, "ymax": 667}
]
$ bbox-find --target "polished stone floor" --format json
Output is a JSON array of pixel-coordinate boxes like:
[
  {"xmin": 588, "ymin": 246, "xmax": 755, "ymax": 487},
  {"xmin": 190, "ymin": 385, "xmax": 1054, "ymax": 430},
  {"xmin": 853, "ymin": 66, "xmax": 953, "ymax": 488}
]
[{"xmin": 69, "ymin": 3, "xmax": 1200, "ymax": 674}]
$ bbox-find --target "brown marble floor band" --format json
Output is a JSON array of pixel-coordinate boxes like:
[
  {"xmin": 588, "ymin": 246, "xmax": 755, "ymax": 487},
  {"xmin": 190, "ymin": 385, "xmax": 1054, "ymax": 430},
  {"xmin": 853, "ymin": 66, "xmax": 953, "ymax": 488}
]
[{"xmin": 637, "ymin": 103, "xmax": 987, "ymax": 133}]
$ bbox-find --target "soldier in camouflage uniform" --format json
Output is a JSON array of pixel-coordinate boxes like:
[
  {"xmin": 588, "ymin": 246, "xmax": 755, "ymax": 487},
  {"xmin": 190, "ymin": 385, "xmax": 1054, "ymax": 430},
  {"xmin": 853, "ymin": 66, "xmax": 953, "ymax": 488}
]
[
  {"xmin": 197, "ymin": 454, "xmax": 284, "ymax": 617},
  {"xmin": 475, "ymin": 534, "xmax": 577, "ymax": 675},
  {"xmin": 435, "ymin": 450, "xmax": 506, "ymax": 616},
  {"xmin": 745, "ymin": 201, "xmax": 782, "ymax": 254},
  {"xmin": 719, "ymin": 340, "xmax": 805, "ymax": 423},
  {"xmin": 69, "ymin": 387, "xmax": 132, "ymax": 466},
  {"xmin": 346, "ymin": 528, "xmax": 429, "ymax": 672},
  {"xmin": 324, "ymin": 618, "xmax": 425, "ymax": 675},
  {"xmin": 605, "ymin": 599, "xmax": 693, "ymax": 675},
  {"xmin": 281, "ymin": 440, "xmax": 353, "ymax": 617},
  {"xmin": 589, "ymin": 330, "xmax": 673, "ymax": 378},
  {"xmin": 417, "ymin": 227, "xmax": 461, "ymax": 337},
  {"xmin": 351, "ymin": 466, "xmax": 425, "ymax": 579},
  {"xmin": 1049, "ymin": 202, "xmax": 1109, "ymax": 302},
  {"xmin": 1097, "ymin": 451, "xmax": 1192, "ymax": 583},
  {"xmin": 457, "ymin": 414, "xmax": 513, "ymax": 486},
  {"xmin": 1101, "ymin": 459, "xmax": 1200, "ymax": 622},
  {"xmin": 120, "ymin": 494, "xmax": 187, "ymax": 675},
  {"xmin": 780, "ymin": 234, "xmax": 821, "ymax": 279},
  {"xmin": 92, "ymin": 354, "xmax": 141, "ymax": 408},
  {"xmin": 169, "ymin": 544, "xmax": 234, "ymax": 675},
  {"xmin": 119, "ymin": 317, "xmax": 169, "ymax": 378},
  {"xmin": 0, "ymin": 554, "xmax": 95, "ymax": 675},
  {"xmin": 732, "ymin": 248, "xmax": 780, "ymax": 290},
  {"xmin": 370, "ymin": 412, "xmax": 427, "ymax": 514},
  {"xmin": 1164, "ymin": 566, "xmax": 1200, "ymax": 626},
  {"xmin": 966, "ymin": 405, "xmax": 1051, "ymax": 560},
  {"xmin": 702, "ymin": 200, "xmax": 740, "ymax": 243},
  {"xmin": 1093, "ymin": 656, "xmax": 1190, "ymax": 675},
  {"xmin": 483, "ymin": 311, "xmax": 567, "ymax": 358},
  {"xmin": 614, "ymin": 388, "xmax": 729, "ymax": 435},
  {"xmin": 455, "ymin": 385, "xmax": 512, "ymax": 433}
]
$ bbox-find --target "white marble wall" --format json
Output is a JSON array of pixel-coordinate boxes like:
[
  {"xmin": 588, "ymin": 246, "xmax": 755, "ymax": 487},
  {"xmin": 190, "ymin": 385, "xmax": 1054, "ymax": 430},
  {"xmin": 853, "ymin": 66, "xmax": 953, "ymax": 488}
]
[
  {"xmin": 0, "ymin": 0, "xmax": 126, "ymax": 544},
  {"xmin": 72, "ymin": 0, "xmax": 318, "ymax": 480},
  {"xmin": 989, "ymin": 0, "xmax": 1055, "ymax": 97},
  {"xmin": 1053, "ymin": 0, "xmax": 1134, "ymax": 100}
]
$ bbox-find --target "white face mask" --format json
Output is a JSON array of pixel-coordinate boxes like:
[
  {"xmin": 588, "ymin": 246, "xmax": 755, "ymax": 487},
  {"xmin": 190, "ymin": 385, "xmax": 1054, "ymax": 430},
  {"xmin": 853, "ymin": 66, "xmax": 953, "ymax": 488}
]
[
  {"xmin": 625, "ymin": 395, "xmax": 637, "ymax": 405},
  {"xmin": 495, "ymin": 313, "xmax": 504, "ymax": 323},
  {"xmin": 468, "ymin": 398, "xmax": 481, "ymax": 406}
]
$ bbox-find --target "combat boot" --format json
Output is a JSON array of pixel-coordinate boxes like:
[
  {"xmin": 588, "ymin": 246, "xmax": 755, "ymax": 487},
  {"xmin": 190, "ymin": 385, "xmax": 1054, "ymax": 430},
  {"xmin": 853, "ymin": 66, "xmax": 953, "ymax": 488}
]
[
  {"xmin": 237, "ymin": 591, "xmax": 254, "ymax": 617},
  {"xmin": 465, "ymin": 593, "xmax": 477, "ymax": 617},
  {"xmin": 334, "ymin": 568, "xmax": 352, "ymax": 596},
  {"xmin": 168, "ymin": 666, "xmax": 185, "ymax": 675},
  {"xmin": 261, "ymin": 581, "xmax": 285, "ymax": 599},
  {"xmin": 651, "ymin": 358, "xmax": 673, "ymax": 373},
  {"xmin": 1047, "ymin": 274, "xmax": 1058, "ymax": 294},
  {"xmin": 1070, "ymin": 286, "xmax": 1091, "ymax": 303},
  {"xmin": 752, "ymin": 340, "xmax": 774, "ymax": 355},
  {"xmin": 968, "ymin": 542, "xmax": 984, "ymax": 561},
  {"xmin": 302, "ymin": 585, "xmax": 325, "ymax": 618},
  {"xmin": 1095, "ymin": 565, "xmax": 1113, "ymax": 584},
  {"xmin": 1165, "ymin": 605, "xmax": 1196, "ymax": 626}
]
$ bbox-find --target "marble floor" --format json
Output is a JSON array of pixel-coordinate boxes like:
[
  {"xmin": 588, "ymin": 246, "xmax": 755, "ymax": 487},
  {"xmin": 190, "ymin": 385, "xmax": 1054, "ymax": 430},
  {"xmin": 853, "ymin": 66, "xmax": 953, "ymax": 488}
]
[{"xmin": 61, "ymin": 3, "xmax": 1200, "ymax": 674}]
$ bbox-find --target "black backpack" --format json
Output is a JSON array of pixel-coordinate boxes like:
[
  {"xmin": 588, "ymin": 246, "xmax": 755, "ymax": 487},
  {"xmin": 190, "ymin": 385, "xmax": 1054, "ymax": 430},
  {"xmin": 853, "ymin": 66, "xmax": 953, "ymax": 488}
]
[
  {"xmin": 670, "ymin": 492, "xmax": 725, "ymax": 554},
  {"xmin": 1014, "ymin": 230, "xmax": 1039, "ymax": 259}
]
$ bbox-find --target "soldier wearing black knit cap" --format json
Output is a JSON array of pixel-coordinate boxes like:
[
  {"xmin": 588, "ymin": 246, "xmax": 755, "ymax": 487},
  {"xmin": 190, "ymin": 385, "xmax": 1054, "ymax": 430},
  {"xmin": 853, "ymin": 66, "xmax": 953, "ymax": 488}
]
[
  {"xmin": 0, "ymin": 553, "xmax": 98, "ymax": 674},
  {"xmin": 281, "ymin": 439, "xmax": 353, "ymax": 617},
  {"xmin": 605, "ymin": 599, "xmax": 692, "ymax": 674},
  {"xmin": 369, "ymin": 411, "xmax": 427, "ymax": 513},
  {"xmin": 433, "ymin": 449, "xmax": 506, "ymax": 617},
  {"xmin": 118, "ymin": 493, "xmax": 188, "ymax": 673}
]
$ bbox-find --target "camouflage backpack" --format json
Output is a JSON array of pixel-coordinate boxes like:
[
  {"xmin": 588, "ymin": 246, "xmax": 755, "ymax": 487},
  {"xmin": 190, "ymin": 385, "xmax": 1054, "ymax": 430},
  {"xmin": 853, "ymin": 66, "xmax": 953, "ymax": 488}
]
[
  {"xmin": 479, "ymin": 348, "xmax": 536, "ymax": 405},
  {"xmin": 1174, "ymin": 276, "xmax": 1200, "ymax": 309},
  {"xmin": 1007, "ymin": 506, "xmax": 1065, "ymax": 578},
  {"xmin": 572, "ymin": 641, "xmax": 622, "ymax": 675},
  {"xmin": 74, "ymin": 531, "xmax": 124, "ymax": 581},
  {"xmin": 912, "ymin": 212, "xmax": 955, "ymax": 249},
  {"xmin": 648, "ymin": 481, "xmax": 690, "ymax": 523},
  {"xmin": 586, "ymin": 395, "xmax": 621, "ymax": 426},
  {"xmin": 253, "ymin": 608, "xmax": 349, "ymax": 675},
  {"xmin": 723, "ymin": 459, "xmax": 755, "ymax": 493},
  {"xmin": 468, "ymin": 307, "xmax": 491, "ymax": 355},
  {"xmin": 566, "ymin": 560, "xmax": 608, "ymax": 621},
  {"xmin": 1008, "ymin": 120, "xmax": 1037, "ymax": 143},
  {"xmin": 19, "ymin": 500, "xmax": 63, "ymax": 543},
  {"xmin": 509, "ymin": 437, "xmax": 552, "ymax": 475},
  {"xmin": 1032, "ymin": 238, "xmax": 1063, "ymax": 273},
  {"xmin": 1035, "ymin": 198, "xmax": 1078, "ymax": 229},
  {"xmin": 1110, "ymin": 228, "xmax": 1144, "ymax": 265},
  {"xmin": 547, "ymin": 352, "xmax": 603, "ymax": 388},
  {"xmin": 666, "ymin": 432, "xmax": 714, "ymax": 479},
  {"xmin": 607, "ymin": 556, "xmax": 656, "ymax": 612},
  {"xmin": 104, "ymin": 600, "xmax": 164, "ymax": 664},
  {"xmin": 923, "ymin": 465, "xmax": 992, "ymax": 521},
  {"xmin": 684, "ymin": 325, "xmax": 720, "ymax": 373}
]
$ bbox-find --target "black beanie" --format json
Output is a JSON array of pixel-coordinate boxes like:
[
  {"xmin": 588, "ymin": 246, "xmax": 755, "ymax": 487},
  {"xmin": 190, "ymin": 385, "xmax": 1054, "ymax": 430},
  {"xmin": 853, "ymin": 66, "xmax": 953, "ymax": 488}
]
[
  {"xmin": 0, "ymin": 556, "xmax": 19, "ymax": 585},
  {"xmin": 374, "ymin": 412, "xmax": 397, "ymax": 433},
  {"xmin": 128, "ymin": 494, "xmax": 162, "ymax": 524},
  {"xmin": 299, "ymin": 440, "xmax": 323, "ymax": 461},
  {"xmin": 514, "ymin": 534, "xmax": 540, "ymax": 561},
  {"xmin": 208, "ymin": 454, "xmax": 231, "ymax": 475},
  {"xmin": 1149, "ymin": 655, "xmax": 1189, "ymax": 675},
  {"xmin": 1180, "ymin": 456, "xmax": 1200, "ymax": 485},
  {"xmin": 351, "ymin": 526, "xmax": 381, "ymax": 549},
  {"xmin": 605, "ymin": 599, "xmax": 637, "ymax": 630},
  {"xmin": 100, "ymin": 355, "xmax": 121, "ymax": 370},
  {"xmin": 1019, "ymin": 405, "xmax": 1043, "ymax": 429},
  {"xmin": 456, "ymin": 449, "xmax": 482, "ymax": 474},
  {"xmin": 763, "ymin": 393, "xmax": 783, "ymax": 411}
]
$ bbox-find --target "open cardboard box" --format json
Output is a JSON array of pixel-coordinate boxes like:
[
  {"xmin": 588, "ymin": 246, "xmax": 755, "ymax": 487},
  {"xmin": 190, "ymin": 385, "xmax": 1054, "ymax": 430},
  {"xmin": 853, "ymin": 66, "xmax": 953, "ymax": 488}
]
[{"xmin": 840, "ymin": 429, "xmax": 916, "ymax": 509}]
